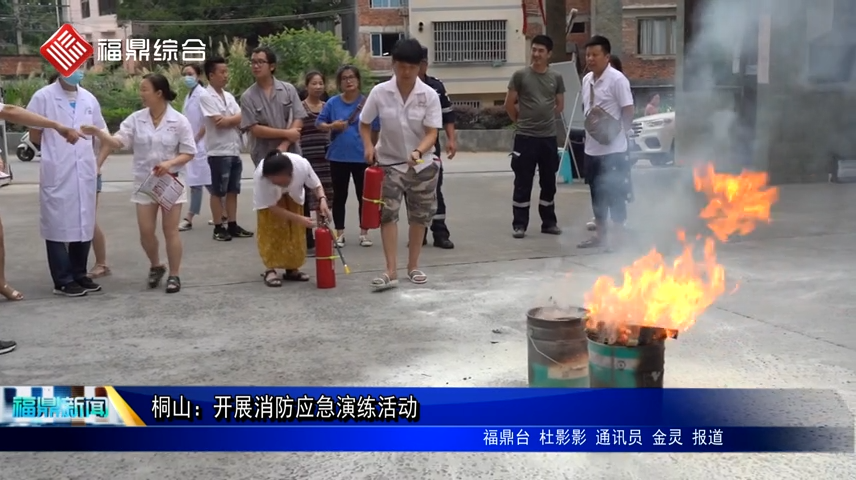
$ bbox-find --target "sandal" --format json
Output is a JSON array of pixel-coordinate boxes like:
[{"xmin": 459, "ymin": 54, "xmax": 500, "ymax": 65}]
[
  {"xmin": 359, "ymin": 235, "xmax": 372, "ymax": 247},
  {"xmin": 407, "ymin": 269, "xmax": 428, "ymax": 285},
  {"xmin": 87, "ymin": 264, "xmax": 111, "ymax": 279},
  {"xmin": 0, "ymin": 284, "xmax": 23, "ymax": 301},
  {"xmin": 262, "ymin": 270, "xmax": 282, "ymax": 287},
  {"xmin": 165, "ymin": 276, "xmax": 181, "ymax": 294},
  {"xmin": 147, "ymin": 265, "xmax": 167, "ymax": 289},
  {"xmin": 283, "ymin": 270, "xmax": 310, "ymax": 282},
  {"xmin": 577, "ymin": 237, "xmax": 603, "ymax": 249},
  {"xmin": 371, "ymin": 273, "xmax": 399, "ymax": 292}
]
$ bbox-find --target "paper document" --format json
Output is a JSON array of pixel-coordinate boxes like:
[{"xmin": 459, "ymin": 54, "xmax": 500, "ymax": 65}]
[{"xmin": 136, "ymin": 171, "xmax": 184, "ymax": 211}]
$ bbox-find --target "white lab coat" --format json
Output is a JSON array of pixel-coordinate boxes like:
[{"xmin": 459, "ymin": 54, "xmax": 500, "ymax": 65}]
[
  {"xmin": 115, "ymin": 106, "xmax": 197, "ymax": 184},
  {"xmin": 27, "ymin": 82, "xmax": 105, "ymax": 242},
  {"xmin": 181, "ymin": 86, "xmax": 210, "ymax": 187}
]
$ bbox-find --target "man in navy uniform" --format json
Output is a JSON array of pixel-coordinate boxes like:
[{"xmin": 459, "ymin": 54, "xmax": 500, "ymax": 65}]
[{"xmin": 417, "ymin": 46, "xmax": 457, "ymax": 249}]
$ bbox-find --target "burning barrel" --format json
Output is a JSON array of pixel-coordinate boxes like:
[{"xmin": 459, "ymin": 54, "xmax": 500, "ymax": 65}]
[
  {"xmin": 587, "ymin": 324, "xmax": 677, "ymax": 388},
  {"xmin": 526, "ymin": 307, "xmax": 589, "ymax": 388}
]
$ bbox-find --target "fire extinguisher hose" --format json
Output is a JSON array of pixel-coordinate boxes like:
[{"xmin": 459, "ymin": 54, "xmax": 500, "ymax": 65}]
[{"xmin": 320, "ymin": 218, "xmax": 351, "ymax": 274}]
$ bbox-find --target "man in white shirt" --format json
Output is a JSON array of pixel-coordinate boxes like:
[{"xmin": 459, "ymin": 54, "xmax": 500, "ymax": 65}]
[
  {"xmin": 199, "ymin": 56, "xmax": 254, "ymax": 242},
  {"xmin": 253, "ymin": 150, "xmax": 330, "ymax": 287},
  {"xmin": 359, "ymin": 38, "xmax": 443, "ymax": 292},
  {"xmin": 577, "ymin": 36, "xmax": 634, "ymax": 250}
]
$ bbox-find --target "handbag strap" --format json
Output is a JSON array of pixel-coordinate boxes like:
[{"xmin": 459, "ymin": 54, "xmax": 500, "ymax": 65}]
[{"xmin": 347, "ymin": 96, "xmax": 366, "ymax": 124}]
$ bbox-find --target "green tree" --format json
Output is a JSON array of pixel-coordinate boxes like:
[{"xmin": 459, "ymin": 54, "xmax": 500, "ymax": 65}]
[
  {"xmin": 116, "ymin": 0, "xmax": 344, "ymax": 49},
  {"xmin": 0, "ymin": 0, "xmax": 61, "ymax": 55}
]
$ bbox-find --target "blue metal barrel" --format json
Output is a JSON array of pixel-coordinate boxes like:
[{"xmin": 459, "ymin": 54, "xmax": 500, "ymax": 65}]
[
  {"xmin": 526, "ymin": 307, "xmax": 590, "ymax": 387},
  {"xmin": 587, "ymin": 337, "xmax": 665, "ymax": 388}
]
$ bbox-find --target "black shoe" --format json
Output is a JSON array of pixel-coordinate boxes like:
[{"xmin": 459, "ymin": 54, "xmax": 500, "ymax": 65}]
[
  {"xmin": 53, "ymin": 282, "xmax": 87, "ymax": 297},
  {"xmin": 512, "ymin": 229, "xmax": 526, "ymax": 239},
  {"xmin": 76, "ymin": 277, "xmax": 102, "ymax": 293},
  {"xmin": 541, "ymin": 225, "xmax": 562, "ymax": 235},
  {"xmin": 213, "ymin": 226, "xmax": 232, "ymax": 241},
  {"xmin": 433, "ymin": 237, "xmax": 454, "ymax": 249},
  {"xmin": 228, "ymin": 224, "xmax": 254, "ymax": 238},
  {"xmin": 0, "ymin": 339, "xmax": 16, "ymax": 355}
]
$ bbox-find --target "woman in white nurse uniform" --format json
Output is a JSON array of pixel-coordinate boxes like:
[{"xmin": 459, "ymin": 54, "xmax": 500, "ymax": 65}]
[
  {"xmin": 83, "ymin": 74, "xmax": 196, "ymax": 294},
  {"xmin": 179, "ymin": 64, "xmax": 211, "ymax": 231},
  {"xmin": 27, "ymin": 70, "xmax": 106, "ymax": 297}
]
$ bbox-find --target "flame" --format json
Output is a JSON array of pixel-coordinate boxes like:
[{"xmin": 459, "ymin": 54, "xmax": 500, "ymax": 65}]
[
  {"xmin": 584, "ymin": 164, "xmax": 779, "ymax": 338},
  {"xmin": 693, "ymin": 164, "xmax": 779, "ymax": 242}
]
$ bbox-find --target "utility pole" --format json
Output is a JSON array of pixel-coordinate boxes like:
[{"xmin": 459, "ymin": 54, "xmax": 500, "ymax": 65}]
[{"xmin": 544, "ymin": 0, "xmax": 567, "ymax": 63}]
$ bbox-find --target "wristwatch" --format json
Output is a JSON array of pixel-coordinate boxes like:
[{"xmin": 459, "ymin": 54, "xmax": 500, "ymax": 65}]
[
  {"xmin": 318, "ymin": 196, "xmax": 327, "ymax": 202},
  {"xmin": 412, "ymin": 149, "xmax": 422, "ymax": 156}
]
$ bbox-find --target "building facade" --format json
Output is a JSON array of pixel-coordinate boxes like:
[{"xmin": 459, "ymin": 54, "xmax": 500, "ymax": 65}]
[
  {"xmin": 65, "ymin": 0, "xmax": 137, "ymax": 69},
  {"xmin": 356, "ymin": 0, "xmax": 678, "ymax": 107}
]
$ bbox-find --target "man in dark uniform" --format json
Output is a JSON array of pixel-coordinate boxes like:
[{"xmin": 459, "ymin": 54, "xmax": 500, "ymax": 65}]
[{"xmin": 418, "ymin": 46, "xmax": 457, "ymax": 249}]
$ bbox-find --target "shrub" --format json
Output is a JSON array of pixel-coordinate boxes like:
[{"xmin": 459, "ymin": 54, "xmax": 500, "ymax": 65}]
[
  {"xmin": 478, "ymin": 105, "xmax": 512, "ymax": 130},
  {"xmin": 453, "ymin": 105, "xmax": 514, "ymax": 130}
]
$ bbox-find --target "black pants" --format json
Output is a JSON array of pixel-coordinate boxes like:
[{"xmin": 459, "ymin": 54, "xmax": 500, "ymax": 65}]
[
  {"xmin": 429, "ymin": 165, "xmax": 450, "ymax": 239},
  {"xmin": 586, "ymin": 153, "xmax": 628, "ymax": 225},
  {"xmin": 329, "ymin": 161, "xmax": 367, "ymax": 231},
  {"xmin": 46, "ymin": 240, "xmax": 91, "ymax": 289},
  {"xmin": 511, "ymin": 135, "xmax": 559, "ymax": 231}
]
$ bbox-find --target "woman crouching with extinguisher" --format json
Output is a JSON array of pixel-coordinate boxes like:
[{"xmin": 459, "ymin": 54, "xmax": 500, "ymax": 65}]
[
  {"xmin": 316, "ymin": 65, "xmax": 380, "ymax": 248},
  {"xmin": 253, "ymin": 150, "xmax": 331, "ymax": 287}
]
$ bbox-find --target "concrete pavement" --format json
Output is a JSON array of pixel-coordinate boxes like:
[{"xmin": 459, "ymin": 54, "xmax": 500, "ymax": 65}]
[{"xmin": 1, "ymin": 154, "xmax": 855, "ymax": 478}]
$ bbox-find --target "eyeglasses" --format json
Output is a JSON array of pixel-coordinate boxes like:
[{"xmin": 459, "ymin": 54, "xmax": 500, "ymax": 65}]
[{"xmin": 250, "ymin": 60, "xmax": 269, "ymax": 66}]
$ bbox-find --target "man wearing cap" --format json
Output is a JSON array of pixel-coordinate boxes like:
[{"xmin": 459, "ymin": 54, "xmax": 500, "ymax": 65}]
[{"xmin": 416, "ymin": 46, "xmax": 457, "ymax": 249}]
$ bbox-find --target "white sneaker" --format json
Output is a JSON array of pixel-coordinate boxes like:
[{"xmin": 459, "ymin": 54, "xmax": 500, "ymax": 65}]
[
  {"xmin": 359, "ymin": 235, "xmax": 373, "ymax": 247},
  {"xmin": 335, "ymin": 235, "xmax": 346, "ymax": 248}
]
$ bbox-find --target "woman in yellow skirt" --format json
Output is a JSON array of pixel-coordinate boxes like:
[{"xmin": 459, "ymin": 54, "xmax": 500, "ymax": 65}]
[{"xmin": 253, "ymin": 150, "xmax": 331, "ymax": 287}]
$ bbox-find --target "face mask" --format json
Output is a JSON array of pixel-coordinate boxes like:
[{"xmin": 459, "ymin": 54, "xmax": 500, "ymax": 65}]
[
  {"xmin": 62, "ymin": 70, "xmax": 84, "ymax": 86},
  {"xmin": 184, "ymin": 76, "xmax": 197, "ymax": 88}
]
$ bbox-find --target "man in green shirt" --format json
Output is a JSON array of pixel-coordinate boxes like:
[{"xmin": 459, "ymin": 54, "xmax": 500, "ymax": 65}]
[{"xmin": 504, "ymin": 35, "xmax": 566, "ymax": 239}]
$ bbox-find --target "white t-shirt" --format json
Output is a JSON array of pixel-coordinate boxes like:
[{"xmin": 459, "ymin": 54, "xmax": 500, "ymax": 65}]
[
  {"xmin": 253, "ymin": 152, "xmax": 321, "ymax": 210},
  {"xmin": 199, "ymin": 85, "xmax": 242, "ymax": 157},
  {"xmin": 581, "ymin": 65, "xmax": 634, "ymax": 156},
  {"xmin": 359, "ymin": 78, "xmax": 443, "ymax": 174}
]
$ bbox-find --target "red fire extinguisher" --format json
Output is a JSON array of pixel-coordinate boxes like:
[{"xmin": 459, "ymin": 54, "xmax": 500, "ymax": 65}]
[
  {"xmin": 314, "ymin": 225, "xmax": 336, "ymax": 289},
  {"xmin": 361, "ymin": 165, "xmax": 384, "ymax": 230}
]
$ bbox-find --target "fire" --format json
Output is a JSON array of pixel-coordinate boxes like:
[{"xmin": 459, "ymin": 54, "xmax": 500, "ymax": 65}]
[
  {"xmin": 693, "ymin": 164, "xmax": 779, "ymax": 242},
  {"xmin": 584, "ymin": 164, "xmax": 779, "ymax": 341}
]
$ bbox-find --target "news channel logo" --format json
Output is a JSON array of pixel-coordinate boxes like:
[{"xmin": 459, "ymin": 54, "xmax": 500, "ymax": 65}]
[
  {"xmin": 1, "ymin": 386, "xmax": 125, "ymax": 426},
  {"xmin": 40, "ymin": 24, "xmax": 207, "ymax": 78}
]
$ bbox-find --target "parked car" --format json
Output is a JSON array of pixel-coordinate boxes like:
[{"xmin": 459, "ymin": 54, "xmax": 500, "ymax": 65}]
[{"xmin": 629, "ymin": 111, "xmax": 675, "ymax": 166}]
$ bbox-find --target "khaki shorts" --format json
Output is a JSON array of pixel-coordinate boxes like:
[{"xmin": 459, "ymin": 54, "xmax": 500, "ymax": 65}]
[{"xmin": 381, "ymin": 163, "xmax": 440, "ymax": 227}]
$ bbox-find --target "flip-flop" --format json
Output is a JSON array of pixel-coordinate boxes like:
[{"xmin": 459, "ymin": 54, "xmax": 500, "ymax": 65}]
[
  {"xmin": 407, "ymin": 269, "xmax": 428, "ymax": 285},
  {"xmin": 371, "ymin": 273, "xmax": 399, "ymax": 292}
]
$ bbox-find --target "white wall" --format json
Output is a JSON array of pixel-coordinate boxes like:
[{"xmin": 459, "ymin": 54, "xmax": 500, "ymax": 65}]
[{"xmin": 408, "ymin": 1, "xmax": 527, "ymax": 95}]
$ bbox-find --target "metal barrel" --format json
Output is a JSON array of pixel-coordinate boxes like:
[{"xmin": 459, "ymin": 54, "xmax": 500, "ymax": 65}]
[
  {"xmin": 587, "ymin": 337, "xmax": 665, "ymax": 388},
  {"xmin": 526, "ymin": 307, "xmax": 590, "ymax": 388}
]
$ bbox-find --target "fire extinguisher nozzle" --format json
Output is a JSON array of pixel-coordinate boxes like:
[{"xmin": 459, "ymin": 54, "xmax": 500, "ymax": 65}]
[{"xmin": 344, "ymin": 265, "xmax": 351, "ymax": 274}]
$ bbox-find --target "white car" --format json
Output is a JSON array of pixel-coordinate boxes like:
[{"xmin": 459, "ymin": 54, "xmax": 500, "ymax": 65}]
[{"xmin": 629, "ymin": 111, "xmax": 675, "ymax": 166}]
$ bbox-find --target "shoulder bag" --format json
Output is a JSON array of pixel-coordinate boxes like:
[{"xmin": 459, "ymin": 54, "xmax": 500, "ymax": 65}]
[{"xmin": 584, "ymin": 82, "xmax": 623, "ymax": 146}]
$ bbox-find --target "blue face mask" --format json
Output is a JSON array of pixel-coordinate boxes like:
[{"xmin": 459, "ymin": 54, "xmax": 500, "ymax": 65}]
[
  {"xmin": 184, "ymin": 76, "xmax": 197, "ymax": 88},
  {"xmin": 61, "ymin": 70, "xmax": 84, "ymax": 86}
]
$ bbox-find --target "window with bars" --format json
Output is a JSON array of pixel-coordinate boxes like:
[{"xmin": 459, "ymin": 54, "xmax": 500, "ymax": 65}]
[
  {"xmin": 370, "ymin": 0, "xmax": 406, "ymax": 7},
  {"xmin": 451, "ymin": 100, "xmax": 481, "ymax": 109},
  {"xmin": 637, "ymin": 17, "xmax": 677, "ymax": 56},
  {"xmin": 433, "ymin": 20, "xmax": 507, "ymax": 64}
]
